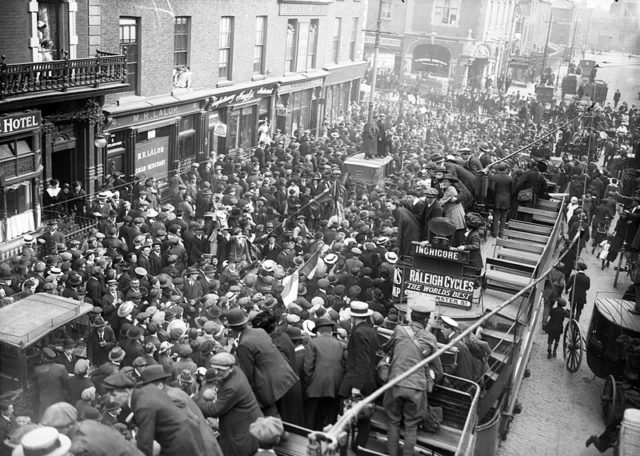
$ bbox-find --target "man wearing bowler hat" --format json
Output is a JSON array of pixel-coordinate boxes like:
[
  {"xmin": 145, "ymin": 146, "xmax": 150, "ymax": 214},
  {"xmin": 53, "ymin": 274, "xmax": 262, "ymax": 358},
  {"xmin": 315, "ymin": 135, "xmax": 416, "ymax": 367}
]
[
  {"xmin": 224, "ymin": 308, "xmax": 299, "ymax": 419},
  {"xmin": 338, "ymin": 301, "xmax": 378, "ymax": 451},
  {"xmin": 383, "ymin": 299, "xmax": 442, "ymax": 456},
  {"xmin": 88, "ymin": 315, "xmax": 117, "ymax": 366},
  {"xmin": 103, "ymin": 372, "xmax": 207, "ymax": 456},
  {"xmin": 303, "ymin": 317, "xmax": 345, "ymax": 430}
]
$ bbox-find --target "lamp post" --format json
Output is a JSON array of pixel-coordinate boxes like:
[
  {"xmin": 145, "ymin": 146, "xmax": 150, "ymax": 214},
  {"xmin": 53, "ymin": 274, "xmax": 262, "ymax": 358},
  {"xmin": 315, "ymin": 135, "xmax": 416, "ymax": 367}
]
[
  {"xmin": 367, "ymin": 0, "xmax": 384, "ymax": 123},
  {"xmin": 540, "ymin": 13, "xmax": 553, "ymax": 83}
]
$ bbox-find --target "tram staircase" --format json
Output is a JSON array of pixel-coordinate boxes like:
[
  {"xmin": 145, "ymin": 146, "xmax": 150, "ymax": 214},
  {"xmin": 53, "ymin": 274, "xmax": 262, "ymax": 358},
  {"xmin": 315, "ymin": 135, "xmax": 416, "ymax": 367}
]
[{"xmin": 476, "ymin": 199, "xmax": 561, "ymax": 420}]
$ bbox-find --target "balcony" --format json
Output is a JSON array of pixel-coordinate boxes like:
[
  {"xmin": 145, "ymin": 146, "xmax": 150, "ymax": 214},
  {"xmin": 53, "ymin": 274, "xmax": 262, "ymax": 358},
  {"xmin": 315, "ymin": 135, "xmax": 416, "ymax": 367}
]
[{"xmin": 0, "ymin": 51, "xmax": 129, "ymax": 109}]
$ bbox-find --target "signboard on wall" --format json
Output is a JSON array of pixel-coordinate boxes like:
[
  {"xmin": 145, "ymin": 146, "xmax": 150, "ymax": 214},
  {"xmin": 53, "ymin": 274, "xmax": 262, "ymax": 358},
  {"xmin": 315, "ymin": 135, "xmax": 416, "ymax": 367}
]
[
  {"xmin": 394, "ymin": 267, "xmax": 474, "ymax": 309},
  {"xmin": 0, "ymin": 111, "xmax": 41, "ymax": 137},
  {"xmin": 134, "ymin": 137, "xmax": 169, "ymax": 179}
]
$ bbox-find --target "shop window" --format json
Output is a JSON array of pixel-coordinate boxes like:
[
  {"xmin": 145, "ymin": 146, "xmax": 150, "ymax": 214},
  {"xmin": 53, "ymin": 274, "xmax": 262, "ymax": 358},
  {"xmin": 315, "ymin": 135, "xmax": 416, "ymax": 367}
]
[
  {"xmin": 3, "ymin": 183, "xmax": 31, "ymax": 217},
  {"xmin": 37, "ymin": 0, "xmax": 70, "ymax": 60},
  {"xmin": 179, "ymin": 114, "xmax": 197, "ymax": 166},
  {"xmin": 174, "ymin": 17, "xmax": 191, "ymax": 67},
  {"xmin": 254, "ymin": 16, "xmax": 267, "ymax": 74},
  {"xmin": 0, "ymin": 137, "xmax": 35, "ymax": 180},
  {"xmin": 219, "ymin": 17, "xmax": 234, "ymax": 80},
  {"xmin": 286, "ymin": 90, "xmax": 312, "ymax": 135},
  {"xmin": 332, "ymin": 18, "xmax": 342, "ymax": 64},
  {"xmin": 306, "ymin": 20, "xmax": 318, "ymax": 70},
  {"xmin": 285, "ymin": 19, "xmax": 298, "ymax": 73},
  {"xmin": 120, "ymin": 17, "xmax": 140, "ymax": 94}
]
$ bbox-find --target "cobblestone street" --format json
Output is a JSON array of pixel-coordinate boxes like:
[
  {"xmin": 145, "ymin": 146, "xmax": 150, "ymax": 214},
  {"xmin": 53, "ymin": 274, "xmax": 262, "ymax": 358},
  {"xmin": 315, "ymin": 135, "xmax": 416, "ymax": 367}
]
[{"xmin": 496, "ymin": 233, "xmax": 631, "ymax": 456}]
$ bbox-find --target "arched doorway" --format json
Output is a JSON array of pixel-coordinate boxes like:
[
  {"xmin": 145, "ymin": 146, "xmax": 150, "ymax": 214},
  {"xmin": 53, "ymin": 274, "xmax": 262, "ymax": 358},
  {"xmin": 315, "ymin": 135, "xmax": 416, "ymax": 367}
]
[{"xmin": 411, "ymin": 44, "xmax": 451, "ymax": 78}]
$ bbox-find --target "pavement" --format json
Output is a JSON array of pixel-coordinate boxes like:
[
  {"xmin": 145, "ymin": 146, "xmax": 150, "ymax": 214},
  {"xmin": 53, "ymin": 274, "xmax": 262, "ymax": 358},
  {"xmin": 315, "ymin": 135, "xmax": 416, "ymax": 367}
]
[{"xmin": 495, "ymin": 223, "xmax": 630, "ymax": 456}]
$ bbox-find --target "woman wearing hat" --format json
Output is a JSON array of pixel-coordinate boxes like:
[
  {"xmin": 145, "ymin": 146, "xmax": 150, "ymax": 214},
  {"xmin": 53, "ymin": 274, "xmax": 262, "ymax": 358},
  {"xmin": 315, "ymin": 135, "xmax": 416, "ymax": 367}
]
[
  {"xmin": 439, "ymin": 173, "xmax": 467, "ymax": 246},
  {"xmin": 452, "ymin": 212, "xmax": 484, "ymax": 275}
]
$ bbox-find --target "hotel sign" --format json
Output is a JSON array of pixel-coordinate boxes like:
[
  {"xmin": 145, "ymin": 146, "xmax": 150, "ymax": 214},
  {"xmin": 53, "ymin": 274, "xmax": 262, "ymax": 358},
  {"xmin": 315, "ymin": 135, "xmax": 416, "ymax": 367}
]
[{"xmin": 0, "ymin": 111, "xmax": 41, "ymax": 136}]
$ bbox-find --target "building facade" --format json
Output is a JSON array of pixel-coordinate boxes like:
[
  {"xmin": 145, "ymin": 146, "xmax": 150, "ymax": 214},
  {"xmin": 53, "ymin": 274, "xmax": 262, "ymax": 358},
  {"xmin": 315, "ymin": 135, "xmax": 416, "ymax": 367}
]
[
  {"xmin": 0, "ymin": 0, "xmax": 128, "ymax": 245},
  {"xmin": 100, "ymin": 0, "xmax": 369, "ymax": 180},
  {"xmin": 363, "ymin": 0, "xmax": 517, "ymax": 91}
]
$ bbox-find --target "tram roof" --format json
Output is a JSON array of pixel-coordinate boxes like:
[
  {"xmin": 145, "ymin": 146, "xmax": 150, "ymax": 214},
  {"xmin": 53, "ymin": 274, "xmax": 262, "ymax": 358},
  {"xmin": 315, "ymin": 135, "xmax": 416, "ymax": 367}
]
[
  {"xmin": 0, "ymin": 293, "xmax": 93, "ymax": 348},
  {"xmin": 595, "ymin": 297, "xmax": 640, "ymax": 334}
]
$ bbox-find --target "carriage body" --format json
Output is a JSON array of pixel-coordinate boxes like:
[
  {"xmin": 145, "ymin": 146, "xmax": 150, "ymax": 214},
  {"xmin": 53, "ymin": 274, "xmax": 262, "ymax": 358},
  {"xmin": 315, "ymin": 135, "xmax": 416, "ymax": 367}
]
[{"xmin": 586, "ymin": 297, "xmax": 640, "ymax": 380}]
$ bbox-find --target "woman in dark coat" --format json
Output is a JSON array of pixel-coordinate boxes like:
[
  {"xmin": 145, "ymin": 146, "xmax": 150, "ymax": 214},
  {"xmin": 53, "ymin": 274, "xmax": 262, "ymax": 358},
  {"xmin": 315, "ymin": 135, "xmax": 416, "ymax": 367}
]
[
  {"xmin": 545, "ymin": 298, "xmax": 570, "ymax": 359},
  {"xmin": 454, "ymin": 212, "xmax": 484, "ymax": 275}
]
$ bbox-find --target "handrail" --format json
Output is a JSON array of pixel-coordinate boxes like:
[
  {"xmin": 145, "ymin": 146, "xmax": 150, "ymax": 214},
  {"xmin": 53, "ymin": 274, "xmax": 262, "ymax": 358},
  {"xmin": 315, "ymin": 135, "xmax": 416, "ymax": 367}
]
[
  {"xmin": 314, "ymin": 230, "xmax": 582, "ymax": 452},
  {"xmin": 0, "ymin": 53, "xmax": 127, "ymax": 100}
]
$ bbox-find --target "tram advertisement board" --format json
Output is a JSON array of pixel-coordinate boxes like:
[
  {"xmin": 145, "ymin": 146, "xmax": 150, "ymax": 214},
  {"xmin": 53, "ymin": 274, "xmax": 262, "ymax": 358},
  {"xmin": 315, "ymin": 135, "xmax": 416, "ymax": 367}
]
[{"xmin": 394, "ymin": 267, "xmax": 474, "ymax": 309}]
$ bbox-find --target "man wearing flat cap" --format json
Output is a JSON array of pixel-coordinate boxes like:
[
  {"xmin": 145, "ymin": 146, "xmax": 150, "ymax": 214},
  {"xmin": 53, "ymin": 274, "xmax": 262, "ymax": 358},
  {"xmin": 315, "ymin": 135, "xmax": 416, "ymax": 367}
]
[
  {"xmin": 195, "ymin": 353, "xmax": 263, "ymax": 456},
  {"xmin": 419, "ymin": 187, "xmax": 444, "ymax": 241},
  {"xmin": 33, "ymin": 348, "xmax": 71, "ymax": 420},
  {"xmin": 566, "ymin": 261, "xmax": 590, "ymax": 322},
  {"xmin": 103, "ymin": 372, "xmax": 208, "ymax": 456}
]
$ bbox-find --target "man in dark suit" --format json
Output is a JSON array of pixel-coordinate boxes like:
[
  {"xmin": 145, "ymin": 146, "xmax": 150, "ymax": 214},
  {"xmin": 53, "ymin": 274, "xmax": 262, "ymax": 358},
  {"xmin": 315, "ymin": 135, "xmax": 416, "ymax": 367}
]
[
  {"xmin": 419, "ymin": 188, "xmax": 444, "ymax": 240},
  {"xmin": 225, "ymin": 308, "xmax": 299, "ymax": 417},
  {"xmin": 188, "ymin": 226, "xmax": 210, "ymax": 264},
  {"xmin": 386, "ymin": 199, "xmax": 421, "ymax": 257},
  {"xmin": 303, "ymin": 317, "xmax": 345, "ymax": 430},
  {"xmin": 512, "ymin": 161, "xmax": 548, "ymax": 217},
  {"xmin": 88, "ymin": 315, "xmax": 117, "ymax": 366},
  {"xmin": 0, "ymin": 400, "xmax": 15, "ymax": 456},
  {"xmin": 490, "ymin": 163, "xmax": 513, "ymax": 237},
  {"xmin": 34, "ymin": 348, "xmax": 71, "ymax": 419},
  {"xmin": 102, "ymin": 372, "xmax": 207, "ymax": 456},
  {"xmin": 121, "ymin": 325, "xmax": 146, "ymax": 367},
  {"xmin": 338, "ymin": 301, "xmax": 379, "ymax": 452},
  {"xmin": 566, "ymin": 261, "xmax": 591, "ymax": 322},
  {"xmin": 195, "ymin": 354, "xmax": 262, "ymax": 456},
  {"xmin": 56, "ymin": 338, "xmax": 78, "ymax": 373}
]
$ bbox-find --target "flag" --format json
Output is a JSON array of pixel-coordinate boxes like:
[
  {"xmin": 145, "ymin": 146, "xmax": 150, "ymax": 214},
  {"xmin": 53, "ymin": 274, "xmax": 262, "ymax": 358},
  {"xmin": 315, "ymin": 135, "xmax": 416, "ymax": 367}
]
[
  {"xmin": 300, "ymin": 249, "xmax": 322, "ymax": 280},
  {"xmin": 280, "ymin": 272, "xmax": 299, "ymax": 307},
  {"xmin": 313, "ymin": 187, "xmax": 333, "ymax": 205}
]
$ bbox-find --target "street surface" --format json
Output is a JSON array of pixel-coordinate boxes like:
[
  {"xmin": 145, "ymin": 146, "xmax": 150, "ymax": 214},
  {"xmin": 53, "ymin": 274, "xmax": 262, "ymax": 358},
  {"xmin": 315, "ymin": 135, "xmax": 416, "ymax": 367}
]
[{"xmin": 495, "ymin": 226, "xmax": 630, "ymax": 456}]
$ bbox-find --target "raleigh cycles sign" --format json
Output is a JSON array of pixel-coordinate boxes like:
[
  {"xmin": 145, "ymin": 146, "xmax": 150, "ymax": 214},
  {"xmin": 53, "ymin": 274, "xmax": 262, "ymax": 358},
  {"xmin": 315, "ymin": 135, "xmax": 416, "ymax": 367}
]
[{"xmin": 394, "ymin": 267, "xmax": 474, "ymax": 309}]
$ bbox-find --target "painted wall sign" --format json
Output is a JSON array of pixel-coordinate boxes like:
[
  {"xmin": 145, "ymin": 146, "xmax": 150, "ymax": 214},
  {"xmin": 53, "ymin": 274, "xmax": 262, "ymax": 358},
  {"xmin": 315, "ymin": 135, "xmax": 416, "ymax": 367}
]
[
  {"xmin": 0, "ymin": 111, "xmax": 41, "ymax": 136},
  {"xmin": 209, "ymin": 84, "xmax": 275, "ymax": 110},
  {"xmin": 134, "ymin": 137, "xmax": 169, "ymax": 179}
]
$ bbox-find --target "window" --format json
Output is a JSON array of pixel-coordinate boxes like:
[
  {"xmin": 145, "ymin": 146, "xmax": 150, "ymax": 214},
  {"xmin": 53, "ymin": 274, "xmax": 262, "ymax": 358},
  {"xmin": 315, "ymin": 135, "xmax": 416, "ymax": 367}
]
[
  {"xmin": 350, "ymin": 18, "xmax": 359, "ymax": 61},
  {"xmin": 332, "ymin": 18, "xmax": 342, "ymax": 64},
  {"xmin": 434, "ymin": 0, "xmax": 460, "ymax": 25},
  {"xmin": 285, "ymin": 19, "xmax": 298, "ymax": 73},
  {"xmin": 381, "ymin": 0, "xmax": 392, "ymax": 19},
  {"xmin": 219, "ymin": 16, "xmax": 234, "ymax": 80},
  {"xmin": 306, "ymin": 19, "xmax": 318, "ymax": 70},
  {"xmin": 119, "ymin": 17, "xmax": 140, "ymax": 94},
  {"xmin": 173, "ymin": 17, "xmax": 190, "ymax": 66},
  {"xmin": 254, "ymin": 16, "xmax": 267, "ymax": 74},
  {"xmin": 37, "ymin": 0, "xmax": 70, "ymax": 60}
]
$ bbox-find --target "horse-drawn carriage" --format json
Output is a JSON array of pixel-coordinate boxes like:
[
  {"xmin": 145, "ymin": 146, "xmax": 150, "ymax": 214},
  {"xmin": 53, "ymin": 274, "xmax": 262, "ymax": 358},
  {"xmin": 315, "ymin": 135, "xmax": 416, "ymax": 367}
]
[{"xmin": 562, "ymin": 295, "xmax": 640, "ymax": 442}]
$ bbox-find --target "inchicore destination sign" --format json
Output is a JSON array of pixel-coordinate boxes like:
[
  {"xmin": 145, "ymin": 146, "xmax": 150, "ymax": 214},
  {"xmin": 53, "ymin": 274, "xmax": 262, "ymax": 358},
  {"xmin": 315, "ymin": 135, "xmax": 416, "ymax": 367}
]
[{"xmin": 411, "ymin": 244, "xmax": 469, "ymax": 264}]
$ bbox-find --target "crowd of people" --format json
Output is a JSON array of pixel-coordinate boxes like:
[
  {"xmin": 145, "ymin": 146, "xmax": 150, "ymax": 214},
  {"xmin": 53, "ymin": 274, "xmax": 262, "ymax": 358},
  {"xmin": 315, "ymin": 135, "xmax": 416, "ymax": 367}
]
[{"xmin": 1, "ymin": 84, "xmax": 640, "ymax": 456}]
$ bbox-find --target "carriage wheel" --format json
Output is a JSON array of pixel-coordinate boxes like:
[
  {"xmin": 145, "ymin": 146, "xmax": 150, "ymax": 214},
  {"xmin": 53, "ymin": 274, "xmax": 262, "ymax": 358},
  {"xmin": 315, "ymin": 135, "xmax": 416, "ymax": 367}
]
[
  {"xmin": 601, "ymin": 375, "xmax": 617, "ymax": 425},
  {"xmin": 613, "ymin": 252, "xmax": 625, "ymax": 288},
  {"xmin": 563, "ymin": 319, "xmax": 583, "ymax": 373}
]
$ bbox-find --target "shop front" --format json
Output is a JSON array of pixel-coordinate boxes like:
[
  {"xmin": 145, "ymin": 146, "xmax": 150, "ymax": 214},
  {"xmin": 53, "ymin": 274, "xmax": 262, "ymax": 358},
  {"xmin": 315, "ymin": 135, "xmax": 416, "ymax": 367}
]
[
  {"xmin": 0, "ymin": 110, "xmax": 43, "ymax": 242},
  {"xmin": 103, "ymin": 98, "xmax": 205, "ymax": 181},
  {"xmin": 275, "ymin": 72, "xmax": 327, "ymax": 136},
  {"xmin": 204, "ymin": 81, "xmax": 277, "ymax": 154},
  {"xmin": 322, "ymin": 61, "xmax": 368, "ymax": 126}
]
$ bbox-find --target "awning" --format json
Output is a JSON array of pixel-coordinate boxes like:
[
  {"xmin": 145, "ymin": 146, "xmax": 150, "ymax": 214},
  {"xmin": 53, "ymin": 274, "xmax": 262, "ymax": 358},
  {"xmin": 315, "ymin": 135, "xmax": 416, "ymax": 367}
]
[{"xmin": 323, "ymin": 61, "xmax": 368, "ymax": 86}]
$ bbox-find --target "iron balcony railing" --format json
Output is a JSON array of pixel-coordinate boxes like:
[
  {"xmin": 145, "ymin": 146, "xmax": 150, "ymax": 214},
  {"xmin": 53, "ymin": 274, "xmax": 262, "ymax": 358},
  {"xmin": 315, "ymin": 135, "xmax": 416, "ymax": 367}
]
[{"xmin": 0, "ymin": 50, "xmax": 127, "ymax": 100}]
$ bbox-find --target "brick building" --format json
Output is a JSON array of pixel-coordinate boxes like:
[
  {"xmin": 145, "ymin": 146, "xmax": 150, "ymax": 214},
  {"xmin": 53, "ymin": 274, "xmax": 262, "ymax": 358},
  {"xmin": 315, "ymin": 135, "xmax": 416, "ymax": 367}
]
[
  {"xmin": 0, "ymin": 0, "xmax": 128, "ymax": 246},
  {"xmin": 364, "ymin": 0, "xmax": 517, "ymax": 91},
  {"xmin": 99, "ymin": 0, "xmax": 368, "ymax": 181}
]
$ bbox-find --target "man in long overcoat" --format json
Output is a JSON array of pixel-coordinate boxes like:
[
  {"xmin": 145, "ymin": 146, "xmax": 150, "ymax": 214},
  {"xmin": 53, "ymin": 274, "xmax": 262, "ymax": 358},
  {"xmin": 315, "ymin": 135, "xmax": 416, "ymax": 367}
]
[
  {"xmin": 226, "ymin": 308, "xmax": 299, "ymax": 416},
  {"xmin": 490, "ymin": 162, "xmax": 513, "ymax": 237},
  {"xmin": 387, "ymin": 200, "xmax": 421, "ymax": 257},
  {"xmin": 195, "ymin": 353, "xmax": 263, "ymax": 456},
  {"xmin": 33, "ymin": 348, "xmax": 71, "ymax": 420},
  {"xmin": 303, "ymin": 317, "xmax": 345, "ymax": 430}
]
